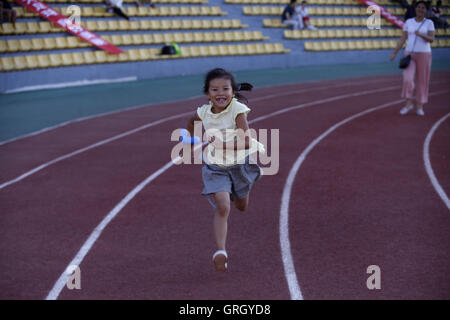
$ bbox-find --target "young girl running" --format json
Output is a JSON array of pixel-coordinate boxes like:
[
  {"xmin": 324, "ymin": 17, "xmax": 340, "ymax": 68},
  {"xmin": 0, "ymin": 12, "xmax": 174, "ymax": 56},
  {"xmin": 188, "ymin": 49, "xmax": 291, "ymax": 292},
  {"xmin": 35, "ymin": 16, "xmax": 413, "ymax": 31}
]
[{"xmin": 184, "ymin": 68, "xmax": 265, "ymax": 272}]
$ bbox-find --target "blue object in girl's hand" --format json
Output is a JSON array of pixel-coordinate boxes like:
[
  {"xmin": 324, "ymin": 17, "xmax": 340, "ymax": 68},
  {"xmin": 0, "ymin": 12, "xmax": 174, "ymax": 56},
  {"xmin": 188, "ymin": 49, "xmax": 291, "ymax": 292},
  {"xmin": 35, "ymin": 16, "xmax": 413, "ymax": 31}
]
[{"xmin": 180, "ymin": 128, "xmax": 200, "ymax": 144}]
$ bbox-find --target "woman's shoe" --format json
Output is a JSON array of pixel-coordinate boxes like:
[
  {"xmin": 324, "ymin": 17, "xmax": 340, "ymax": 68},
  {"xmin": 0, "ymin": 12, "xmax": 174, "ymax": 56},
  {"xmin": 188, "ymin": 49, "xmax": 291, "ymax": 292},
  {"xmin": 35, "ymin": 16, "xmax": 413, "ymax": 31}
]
[
  {"xmin": 400, "ymin": 105, "xmax": 414, "ymax": 115},
  {"xmin": 416, "ymin": 108, "xmax": 425, "ymax": 116}
]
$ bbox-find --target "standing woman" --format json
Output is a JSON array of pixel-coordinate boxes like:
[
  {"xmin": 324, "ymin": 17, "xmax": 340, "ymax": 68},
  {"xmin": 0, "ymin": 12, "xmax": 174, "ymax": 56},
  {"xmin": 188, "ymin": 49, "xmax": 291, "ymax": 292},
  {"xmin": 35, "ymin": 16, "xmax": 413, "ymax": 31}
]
[{"xmin": 390, "ymin": 1, "xmax": 435, "ymax": 116}]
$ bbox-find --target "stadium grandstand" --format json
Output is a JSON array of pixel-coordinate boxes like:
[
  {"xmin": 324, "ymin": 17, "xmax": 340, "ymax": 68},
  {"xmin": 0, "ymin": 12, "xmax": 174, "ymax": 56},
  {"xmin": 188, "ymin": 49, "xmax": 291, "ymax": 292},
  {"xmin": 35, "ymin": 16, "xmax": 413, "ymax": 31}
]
[{"xmin": 0, "ymin": 0, "xmax": 449, "ymax": 92}]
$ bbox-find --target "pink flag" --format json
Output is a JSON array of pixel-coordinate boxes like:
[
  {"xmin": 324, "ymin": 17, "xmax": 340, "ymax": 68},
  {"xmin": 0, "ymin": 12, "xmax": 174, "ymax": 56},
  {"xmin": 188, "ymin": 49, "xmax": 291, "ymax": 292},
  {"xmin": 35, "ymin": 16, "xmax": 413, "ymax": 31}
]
[{"xmin": 15, "ymin": 0, "xmax": 124, "ymax": 53}]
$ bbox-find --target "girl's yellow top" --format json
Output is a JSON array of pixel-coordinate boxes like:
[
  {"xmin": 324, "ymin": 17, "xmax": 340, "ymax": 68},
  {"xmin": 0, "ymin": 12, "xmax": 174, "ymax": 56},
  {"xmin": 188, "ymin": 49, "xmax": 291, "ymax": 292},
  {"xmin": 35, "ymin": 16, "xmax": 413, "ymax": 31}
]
[{"xmin": 197, "ymin": 98, "xmax": 265, "ymax": 166}]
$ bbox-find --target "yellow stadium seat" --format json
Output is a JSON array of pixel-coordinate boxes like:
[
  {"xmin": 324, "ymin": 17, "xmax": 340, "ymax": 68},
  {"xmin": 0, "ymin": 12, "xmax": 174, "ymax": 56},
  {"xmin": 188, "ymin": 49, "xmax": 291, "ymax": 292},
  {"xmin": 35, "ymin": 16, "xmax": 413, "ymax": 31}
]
[
  {"xmin": 86, "ymin": 21, "xmax": 98, "ymax": 31},
  {"xmin": 142, "ymin": 34, "xmax": 153, "ymax": 44},
  {"xmin": 0, "ymin": 40, "xmax": 6, "ymax": 53},
  {"xmin": 138, "ymin": 20, "xmax": 151, "ymax": 30},
  {"xmin": 37, "ymin": 55, "xmax": 50, "ymax": 68},
  {"xmin": 31, "ymin": 38, "xmax": 44, "ymax": 51},
  {"xmin": 72, "ymin": 52, "xmax": 85, "ymax": 65},
  {"xmin": 138, "ymin": 49, "xmax": 152, "ymax": 60},
  {"xmin": 61, "ymin": 53, "xmax": 74, "ymax": 66},
  {"xmin": 326, "ymin": 29, "xmax": 337, "ymax": 38},
  {"xmin": 13, "ymin": 56, "xmax": 27, "ymax": 70},
  {"xmin": 93, "ymin": 7, "xmax": 106, "ymax": 17},
  {"xmin": 160, "ymin": 20, "xmax": 171, "ymax": 29},
  {"xmin": 137, "ymin": 7, "xmax": 148, "ymax": 16},
  {"xmin": 169, "ymin": 7, "xmax": 181, "ymax": 16},
  {"xmin": 25, "ymin": 55, "xmax": 38, "ymax": 69},
  {"xmin": 0, "ymin": 57, "xmax": 14, "ymax": 71},
  {"xmin": 153, "ymin": 33, "xmax": 165, "ymax": 43},
  {"xmin": 95, "ymin": 51, "xmax": 107, "ymax": 63},
  {"xmin": 182, "ymin": 33, "xmax": 194, "ymax": 42},
  {"xmin": 7, "ymin": 40, "xmax": 20, "ymax": 52},
  {"xmin": 27, "ymin": 22, "xmax": 40, "ymax": 33},
  {"xmin": 97, "ymin": 20, "xmax": 108, "ymax": 31},
  {"xmin": 304, "ymin": 42, "xmax": 314, "ymax": 51},
  {"xmin": 107, "ymin": 21, "xmax": 120, "ymax": 31},
  {"xmin": 129, "ymin": 20, "xmax": 140, "ymax": 31},
  {"xmin": 218, "ymin": 45, "xmax": 231, "ymax": 56},
  {"xmin": 189, "ymin": 46, "xmax": 202, "ymax": 57},
  {"xmin": 132, "ymin": 34, "xmax": 144, "ymax": 45},
  {"xmin": 117, "ymin": 51, "xmax": 130, "ymax": 62},
  {"xmin": 54, "ymin": 37, "xmax": 67, "ymax": 49},
  {"xmin": 122, "ymin": 34, "xmax": 134, "ymax": 45},
  {"xmin": 339, "ymin": 42, "xmax": 349, "ymax": 50},
  {"xmin": 163, "ymin": 33, "xmax": 174, "ymax": 43},
  {"xmin": 110, "ymin": 35, "xmax": 123, "ymax": 46},
  {"xmin": 327, "ymin": 41, "xmax": 338, "ymax": 51},
  {"xmin": 1, "ymin": 23, "xmax": 15, "ymax": 35},
  {"xmin": 128, "ymin": 49, "xmax": 141, "ymax": 61},
  {"xmin": 126, "ymin": 7, "xmax": 138, "ymax": 16},
  {"xmin": 203, "ymin": 32, "xmax": 215, "ymax": 42},
  {"xmin": 67, "ymin": 37, "xmax": 81, "ymax": 48},
  {"xmin": 39, "ymin": 22, "xmax": 52, "ymax": 33},
  {"xmin": 15, "ymin": 22, "xmax": 27, "ymax": 34},
  {"xmin": 83, "ymin": 52, "xmax": 96, "ymax": 64},
  {"xmin": 49, "ymin": 54, "xmax": 62, "ymax": 67},
  {"xmin": 19, "ymin": 39, "xmax": 32, "ymax": 51},
  {"xmin": 262, "ymin": 43, "xmax": 275, "ymax": 54},
  {"xmin": 335, "ymin": 29, "xmax": 345, "ymax": 38},
  {"xmin": 347, "ymin": 41, "xmax": 357, "ymax": 50},
  {"xmin": 119, "ymin": 20, "xmax": 130, "ymax": 31},
  {"xmin": 207, "ymin": 46, "xmax": 219, "ymax": 56},
  {"xmin": 43, "ymin": 38, "xmax": 56, "ymax": 50},
  {"xmin": 106, "ymin": 52, "xmax": 118, "ymax": 63},
  {"xmin": 180, "ymin": 46, "xmax": 191, "ymax": 57},
  {"xmin": 82, "ymin": 7, "xmax": 94, "ymax": 17}
]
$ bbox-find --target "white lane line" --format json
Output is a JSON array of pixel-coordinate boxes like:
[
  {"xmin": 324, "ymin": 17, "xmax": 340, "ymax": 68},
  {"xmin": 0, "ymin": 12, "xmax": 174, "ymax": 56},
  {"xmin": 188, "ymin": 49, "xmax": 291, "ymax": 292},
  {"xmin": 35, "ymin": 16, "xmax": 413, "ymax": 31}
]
[
  {"xmin": 0, "ymin": 77, "xmax": 398, "ymax": 147},
  {"xmin": 0, "ymin": 80, "xmax": 400, "ymax": 192},
  {"xmin": 279, "ymin": 90, "xmax": 449, "ymax": 300},
  {"xmin": 45, "ymin": 83, "xmax": 412, "ymax": 300},
  {"xmin": 0, "ymin": 112, "xmax": 192, "ymax": 191},
  {"xmin": 423, "ymin": 113, "xmax": 450, "ymax": 210},
  {"xmin": 0, "ymin": 94, "xmax": 203, "ymax": 147}
]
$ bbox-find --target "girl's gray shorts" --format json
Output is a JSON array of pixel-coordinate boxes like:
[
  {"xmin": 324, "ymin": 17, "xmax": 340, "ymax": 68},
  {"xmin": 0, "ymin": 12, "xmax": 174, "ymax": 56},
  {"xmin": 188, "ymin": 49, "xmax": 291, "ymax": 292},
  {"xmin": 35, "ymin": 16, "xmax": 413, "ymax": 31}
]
[{"xmin": 201, "ymin": 161, "xmax": 262, "ymax": 200}]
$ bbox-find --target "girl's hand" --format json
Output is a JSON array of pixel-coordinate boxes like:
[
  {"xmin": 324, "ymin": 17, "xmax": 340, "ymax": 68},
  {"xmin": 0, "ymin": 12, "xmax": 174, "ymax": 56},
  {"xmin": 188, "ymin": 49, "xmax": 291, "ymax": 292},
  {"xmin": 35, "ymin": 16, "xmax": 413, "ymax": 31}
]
[
  {"xmin": 389, "ymin": 53, "xmax": 396, "ymax": 61},
  {"xmin": 415, "ymin": 31, "xmax": 421, "ymax": 36}
]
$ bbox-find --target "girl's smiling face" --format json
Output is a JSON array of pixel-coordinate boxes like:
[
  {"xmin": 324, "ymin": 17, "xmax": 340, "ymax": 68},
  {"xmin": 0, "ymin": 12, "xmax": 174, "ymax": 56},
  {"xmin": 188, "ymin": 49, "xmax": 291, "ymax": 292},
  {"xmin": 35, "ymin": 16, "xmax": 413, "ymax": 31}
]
[{"xmin": 206, "ymin": 78, "xmax": 234, "ymax": 110}]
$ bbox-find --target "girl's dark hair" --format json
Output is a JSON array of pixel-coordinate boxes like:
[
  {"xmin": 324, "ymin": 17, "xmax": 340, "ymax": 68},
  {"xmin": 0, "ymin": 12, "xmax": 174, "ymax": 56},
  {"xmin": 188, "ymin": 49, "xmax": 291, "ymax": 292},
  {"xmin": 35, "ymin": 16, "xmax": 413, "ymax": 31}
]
[{"xmin": 203, "ymin": 68, "xmax": 253, "ymax": 104}]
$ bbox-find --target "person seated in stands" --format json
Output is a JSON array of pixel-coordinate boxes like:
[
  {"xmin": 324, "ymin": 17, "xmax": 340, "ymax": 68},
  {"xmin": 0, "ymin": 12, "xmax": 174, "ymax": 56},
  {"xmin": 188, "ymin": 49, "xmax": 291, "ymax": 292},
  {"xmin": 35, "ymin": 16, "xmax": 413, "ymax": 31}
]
[
  {"xmin": 425, "ymin": 1, "xmax": 433, "ymax": 18},
  {"xmin": 104, "ymin": 0, "xmax": 130, "ymax": 20},
  {"xmin": 0, "ymin": 0, "xmax": 17, "ymax": 23},
  {"xmin": 135, "ymin": 0, "xmax": 156, "ymax": 8},
  {"xmin": 296, "ymin": 1, "xmax": 317, "ymax": 30},
  {"xmin": 431, "ymin": 0, "xmax": 448, "ymax": 28},
  {"xmin": 404, "ymin": 0, "xmax": 417, "ymax": 20},
  {"xmin": 282, "ymin": 0, "xmax": 302, "ymax": 30}
]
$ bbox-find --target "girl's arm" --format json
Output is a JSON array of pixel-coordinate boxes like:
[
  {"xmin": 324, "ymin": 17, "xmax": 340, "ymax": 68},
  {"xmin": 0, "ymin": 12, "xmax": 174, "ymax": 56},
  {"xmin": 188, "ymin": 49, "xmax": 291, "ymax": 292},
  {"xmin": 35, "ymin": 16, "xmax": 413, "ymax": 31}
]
[
  {"xmin": 186, "ymin": 112, "xmax": 201, "ymax": 137},
  {"xmin": 390, "ymin": 31, "xmax": 408, "ymax": 60},
  {"xmin": 415, "ymin": 30, "xmax": 435, "ymax": 43},
  {"xmin": 212, "ymin": 113, "xmax": 250, "ymax": 150},
  {"xmin": 234, "ymin": 113, "xmax": 251, "ymax": 150}
]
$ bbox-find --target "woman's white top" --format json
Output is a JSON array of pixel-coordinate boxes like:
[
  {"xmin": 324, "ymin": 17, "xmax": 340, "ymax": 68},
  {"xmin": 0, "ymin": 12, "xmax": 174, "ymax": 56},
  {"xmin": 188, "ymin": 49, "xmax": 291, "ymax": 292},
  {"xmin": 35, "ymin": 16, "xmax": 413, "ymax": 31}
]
[{"xmin": 403, "ymin": 18, "xmax": 435, "ymax": 52}]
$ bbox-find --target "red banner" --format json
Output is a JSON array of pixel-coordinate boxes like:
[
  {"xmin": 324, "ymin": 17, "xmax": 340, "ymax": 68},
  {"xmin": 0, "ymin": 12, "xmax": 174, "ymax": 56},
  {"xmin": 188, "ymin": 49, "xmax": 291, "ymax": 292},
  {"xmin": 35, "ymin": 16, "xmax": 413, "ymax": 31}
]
[
  {"xmin": 358, "ymin": 0, "xmax": 405, "ymax": 29},
  {"xmin": 14, "ymin": 0, "xmax": 123, "ymax": 54}
]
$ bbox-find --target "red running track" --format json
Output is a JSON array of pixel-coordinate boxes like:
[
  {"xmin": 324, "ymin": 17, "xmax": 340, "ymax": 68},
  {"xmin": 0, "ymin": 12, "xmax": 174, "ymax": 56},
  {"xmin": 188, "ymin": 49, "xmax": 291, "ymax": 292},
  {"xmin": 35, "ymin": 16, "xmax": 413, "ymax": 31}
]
[{"xmin": 0, "ymin": 72, "xmax": 449, "ymax": 299}]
